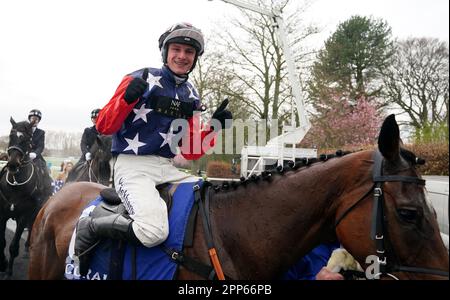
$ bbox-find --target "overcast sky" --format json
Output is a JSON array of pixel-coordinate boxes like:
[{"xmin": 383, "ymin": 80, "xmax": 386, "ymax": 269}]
[{"xmin": 0, "ymin": 0, "xmax": 448, "ymax": 136}]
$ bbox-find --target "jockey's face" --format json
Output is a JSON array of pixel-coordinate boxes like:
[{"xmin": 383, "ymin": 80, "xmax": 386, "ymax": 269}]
[
  {"xmin": 166, "ymin": 43, "xmax": 196, "ymax": 75},
  {"xmin": 29, "ymin": 116, "xmax": 40, "ymax": 127},
  {"xmin": 91, "ymin": 117, "xmax": 98, "ymax": 125}
]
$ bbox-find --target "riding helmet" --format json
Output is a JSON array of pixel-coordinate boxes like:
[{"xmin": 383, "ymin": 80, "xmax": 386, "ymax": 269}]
[
  {"xmin": 91, "ymin": 108, "xmax": 101, "ymax": 119},
  {"xmin": 158, "ymin": 22, "xmax": 204, "ymax": 70},
  {"xmin": 28, "ymin": 109, "xmax": 42, "ymax": 121}
]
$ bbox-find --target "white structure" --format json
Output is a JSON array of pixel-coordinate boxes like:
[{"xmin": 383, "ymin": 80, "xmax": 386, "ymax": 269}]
[
  {"xmin": 424, "ymin": 176, "xmax": 449, "ymax": 250},
  {"xmin": 209, "ymin": 0, "xmax": 317, "ymax": 177}
]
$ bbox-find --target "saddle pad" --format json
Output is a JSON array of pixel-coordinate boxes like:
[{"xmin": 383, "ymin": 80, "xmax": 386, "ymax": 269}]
[{"xmin": 64, "ymin": 180, "xmax": 202, "ymax": 280}]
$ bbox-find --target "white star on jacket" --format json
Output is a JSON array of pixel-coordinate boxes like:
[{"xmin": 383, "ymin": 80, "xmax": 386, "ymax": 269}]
[
  {"xmin": 147, "ymin": 73, "xmax": 164, "ymax": 91},
  {"xmin": 188, "ymin": 86, "xmax": 199, "ymax": 100},
  {"xmin": 159, "ymin": 127, "xmax": 177, "ymax": 148},
  {"xmin": 132, "ymin": 103, "xmax": 152, "ymax": 123},
  {"xmin": 124, "ymin": 133, "xmax": 146, "ymax": 154}
]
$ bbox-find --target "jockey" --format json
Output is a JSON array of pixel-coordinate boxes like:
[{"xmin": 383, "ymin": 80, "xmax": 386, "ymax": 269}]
[
  {"xmin": 28, "ymin": 109, "xmax": 53, "ymax": 202},
  {"xmin": 75, "ymin": 22, "xmax": 232, "ymax": 273},
  {"xmin": 28, "ymin": 109, "xmax": 46, "ymax": 167},
  {"xmin": 28, "ymin": 109, "xmax": 49, "ymax": 174},
  {"xmin": 78, "ymin": 109, "xmax": 100, "ymax": 163}
]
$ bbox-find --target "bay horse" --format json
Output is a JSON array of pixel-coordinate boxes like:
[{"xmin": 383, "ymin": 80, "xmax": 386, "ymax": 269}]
[
  {"xmin": 0, "ymin": 118, "xmax": 52, "ymax": 278},
  {"xmin": 65, "ymin": 135, "xmax": 112, "ymax": 186},
  {"xmin": 28, "ymin": 115, "xmax": 448, "ymax": 279}
]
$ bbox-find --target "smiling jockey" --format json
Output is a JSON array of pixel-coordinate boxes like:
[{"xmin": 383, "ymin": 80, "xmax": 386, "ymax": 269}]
[{"xmin": 74, "ymin": 22, "xmax": 232, "ymax": 274}]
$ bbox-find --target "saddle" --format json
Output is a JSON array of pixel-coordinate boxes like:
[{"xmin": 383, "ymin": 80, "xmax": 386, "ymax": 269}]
[
  {"xmin": 67, "ymin": 180, "xmax": 228, "ymax": 280},
  {"xmin": 99, "ymin": 183, "xmax": 178, "ymax": 212}
]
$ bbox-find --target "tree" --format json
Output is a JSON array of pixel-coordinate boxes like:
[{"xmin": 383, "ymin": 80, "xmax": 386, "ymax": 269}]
[
  {"xmin": 308, "ymin": 15, "xmax": 394, "ymax": 104},
  {"xmin": 192, "ymin": 51, "xmax": 251, "ymax": 122},
  {"xmin": 301, "ymin": 94, "xmax": 382, "ymax": 149},
  {"xmin": 197, "ymin": 0, "xmax": 319, "ymax": 130},
  {"xmin": 381, "ymin": 38, "xmax": 449, "ymax": 142}
]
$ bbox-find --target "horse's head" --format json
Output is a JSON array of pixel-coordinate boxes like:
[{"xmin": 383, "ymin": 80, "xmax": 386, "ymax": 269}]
[
  {"xmin": 90, "ymin": 135, "xmax": 112, "ymax": 185},
  {"xmin": 91, "ymin": 135, "xmax": 112, "ymax": 163},
  {"xmin": 7, "ymin": 117, "xmax": 33, "ymax": 174},
  {"xmin": 336, "ymin": 115, "xmax": 448, "ymax": 280}
]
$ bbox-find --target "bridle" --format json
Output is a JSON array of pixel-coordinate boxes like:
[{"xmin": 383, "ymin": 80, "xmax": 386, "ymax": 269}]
[
  {"xmin": 335, "ymin": 150, "xmax": 449, "ymax": 279},
  {"xmin": 0, "ymin": 145, "xmax": 36, "ymax": 212},
  {"xmin": 88, "ymin": 159, "xmax": 98, "ymax": 183}
]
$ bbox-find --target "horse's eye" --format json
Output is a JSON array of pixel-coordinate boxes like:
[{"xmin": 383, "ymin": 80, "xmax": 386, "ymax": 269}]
[{"xmin": 397, "ymin": 208, "xmax": 419, "ymax": 223}]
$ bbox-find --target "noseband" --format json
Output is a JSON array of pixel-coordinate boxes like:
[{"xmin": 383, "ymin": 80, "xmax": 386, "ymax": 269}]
[
  {"xmin": 7, "ymin": 145, "xmax": 26, "ymax": 159},
  {"xmin": 5, "ymin": 146, "xmax": 34, "ymax": 186},
  {"xmin": 335, "ymin": 150, "xmax": 449, "ymax": 279}
]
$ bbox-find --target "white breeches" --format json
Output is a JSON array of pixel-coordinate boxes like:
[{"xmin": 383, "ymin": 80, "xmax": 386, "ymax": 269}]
[{"xmin": 114, "ymin": 154, "xmax": 198, "ymax": 248}]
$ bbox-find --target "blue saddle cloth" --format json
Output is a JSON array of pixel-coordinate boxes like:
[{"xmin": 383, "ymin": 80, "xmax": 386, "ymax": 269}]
[{"xmin": 64, "ymin": 180, "xmax": 203, "ymax": 280}]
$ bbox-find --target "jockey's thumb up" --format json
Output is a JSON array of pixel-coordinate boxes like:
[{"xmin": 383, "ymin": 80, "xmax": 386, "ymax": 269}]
[
  {"xmin": 124, "ymin": 68, "xmax": 149, "ymax": 104},
  {"xmin": 29, "ymin": 152, "xmax": 37, "ymax": 160},
  {"xmin": 212, "ymin": 98, "xmax": 233, "ymax": 130}
]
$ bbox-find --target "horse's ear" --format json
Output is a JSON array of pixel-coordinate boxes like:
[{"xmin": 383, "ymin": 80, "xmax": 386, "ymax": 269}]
[
  {"xmin": 10, "ymin": 117, "xmax": 16, "ymax": 126},
  {"xmin": 378, "ymin": 114, "xmax": 400, "ymax": 161}
]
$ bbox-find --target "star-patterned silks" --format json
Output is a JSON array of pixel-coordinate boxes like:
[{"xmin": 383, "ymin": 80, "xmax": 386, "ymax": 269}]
[
  {"xmin": 188, "ymin": 86, "xmax": 199, "ymax": 100},
  {"xmin": 111, "ymin": 67, "xmax": 204, "ymax": 158},
  {"xmin": 132, "ymin": 103, "xmax": 153, "ymax": 123},
  {"xmin": 147, "ymin": 73, "xmax": 164, "ymax": 91},
  {"xmin": 159, "ymin": 127, "xmax": 177, "ymax": 148},
  {"xmin": 124, "ymin": 133, "xmax": 146, "ymax": 154}
]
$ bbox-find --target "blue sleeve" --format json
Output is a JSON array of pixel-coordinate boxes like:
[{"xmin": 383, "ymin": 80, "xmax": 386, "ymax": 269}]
[{"xmin": 282, "ymin": 242, "xmax": 340, "ymax": 280}]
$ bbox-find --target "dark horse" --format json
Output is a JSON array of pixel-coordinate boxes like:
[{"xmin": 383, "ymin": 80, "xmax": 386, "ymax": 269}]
[
  {"xmin": 28, "ymin": 115, "xmax": 448, "ymax": 279},
  {"xmin": 0, "ymin": 118, "xmax": 52, "ymax": 278},
  {"xmin": 65, "ymin": 135, "xmax": 112, "ymax": 186}
]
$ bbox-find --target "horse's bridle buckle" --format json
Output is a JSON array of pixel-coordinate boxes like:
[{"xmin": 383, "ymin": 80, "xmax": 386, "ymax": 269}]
[
  {"xmin": 377, "ymin": 256, "xmax": 387, "ymax": 265},
  {"xmin": 374, "ymin": 187, "xmax": 382, "ymax": 197}
]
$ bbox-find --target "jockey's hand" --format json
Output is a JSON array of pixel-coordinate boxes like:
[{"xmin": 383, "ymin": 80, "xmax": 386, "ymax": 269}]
[
  {"xmin": 212, "ymin": 98, "xmax": 232, "ymax": 130},
  {"xmin": 315, "ymin": 267, "xmax": 345, "ymax": 280},
  {"xmin": 29, "ymin": 152, "xmax": 37, "ymax": 160},
  {"xmin": 85, "ymin": 152, "xmax": 92, "ymax": 161},
  {"xmin": 124, "ymin": 68, "xmax": 149, "ymax": 104}
]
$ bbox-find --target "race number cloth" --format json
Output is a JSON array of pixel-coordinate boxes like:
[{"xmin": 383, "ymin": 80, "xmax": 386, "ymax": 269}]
[{"xmin": 65, "ymin": 180, "xmax": 202, "ymax": 280}]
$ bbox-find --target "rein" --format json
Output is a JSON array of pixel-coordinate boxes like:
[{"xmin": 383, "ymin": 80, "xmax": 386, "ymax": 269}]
[
  {"xmin": 1, "ymin": 159, "xmax": 37, "ymax": 213},
  {"xmin": 88, "ymin": 160, "xmax": 98, "ymax": 183},
  {"xmin": 335, "ymin": 150, "xmax": 449, "ymax": 279},
  {"xmin": 161, "ymin": 182, "xmax": 228, "ymax": 280}
]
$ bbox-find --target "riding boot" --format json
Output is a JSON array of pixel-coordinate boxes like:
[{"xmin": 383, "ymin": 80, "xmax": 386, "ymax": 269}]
[{"xmin": 74, "ymin": 213, "xmax": 141, "ymax": 276}]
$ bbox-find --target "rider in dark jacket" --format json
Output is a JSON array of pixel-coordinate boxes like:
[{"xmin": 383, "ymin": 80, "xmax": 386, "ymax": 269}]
[
  {"xmin": 28, "ymin": 109, "xmax": 48, "ymax": 171},
  {"xmin": 28, "ymin": 109, "xmax": 53, "ymax": 203},
  {"xmin": 79, "ymin": 109, "xmax": 100, "ymax": 163}
]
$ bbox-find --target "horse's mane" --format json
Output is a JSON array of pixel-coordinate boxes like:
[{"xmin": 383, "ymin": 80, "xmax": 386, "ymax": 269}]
[{"xmin": 211, "ymin": 147, "xmax": 425, "ymax": 193}]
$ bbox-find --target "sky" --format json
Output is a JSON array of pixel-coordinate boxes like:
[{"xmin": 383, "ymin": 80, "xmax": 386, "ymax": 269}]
[{"xmin": 0, "ymin": 0, "xmax": 448, "ymax": 136}]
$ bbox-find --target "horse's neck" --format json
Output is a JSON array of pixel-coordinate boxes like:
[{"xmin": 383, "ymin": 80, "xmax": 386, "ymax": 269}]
[{"xmin": 209, "ymin": 151, "xmax": 373, "ymax": 279}]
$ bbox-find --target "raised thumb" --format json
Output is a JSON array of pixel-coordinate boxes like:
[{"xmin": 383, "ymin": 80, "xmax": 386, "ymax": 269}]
[{"xmin": 216, "ymin": 98, "xmax": 229, "ymax": 113}]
